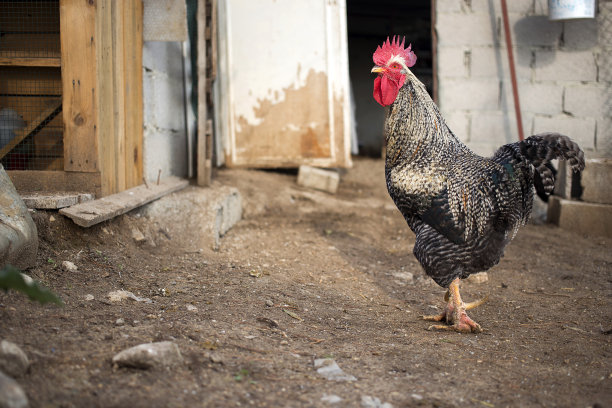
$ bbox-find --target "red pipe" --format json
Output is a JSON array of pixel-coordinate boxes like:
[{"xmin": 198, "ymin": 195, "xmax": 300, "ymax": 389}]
[{"xmin": 500, "ymin": 0, "xmax": 525, "ymax": 141}]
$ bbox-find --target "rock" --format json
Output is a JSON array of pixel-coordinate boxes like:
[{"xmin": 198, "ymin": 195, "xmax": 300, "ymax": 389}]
[
  {"xmin": 297, "ymin": 165, "xmax": 340, "ymax": 194},
  {"xmin": 61, "ymin": 261, "xmax": 78, "ymax": 272},
  {"xmin": 131, "ymin": 227, "xmax": 146, "ymax": 242},
  {"xmin": 321, "ymin": 394, "xmax": 343, "ymax": 404},
  {"xmin": 0, "ymin": 370, "xmax": 28, "ymax": 408},
  {"xmin": 115, "ymin": 318, "xmax": 125, "ymax": 326},
  {"xmin": 107, "ymin": 290, "xmax": 152, "ymax": 304},
  {"xmin": 186, "ymin": 305, "xmax": 198, "ymax": 312},
  {"xmin": 314, "ymin": 358, "xmax": 356, "ymax": 381},
  {"xmin": 391, "ymin": 271, "xmax": 414, "ymax": 285},
  {"xmin": 84, "ymin": 294, "xmax": 94, "ymax": 301},
  {"xmin": 112, "ymin": 341, "xmax": 184, "ymax": 369},
  {"xmin": 0, "ymin": 341, "xmax": 29, "ymax": 378},
  {"xmin": 361, "ymin": 395, "xmax": 393, "ymax": 408},
  {"xmin": 466, "ymin": 272, "xmax": 488, "ymax": 284},
  {"xmin": 0, "ymin": 164, "xmax": 38, "ymax": 269}
]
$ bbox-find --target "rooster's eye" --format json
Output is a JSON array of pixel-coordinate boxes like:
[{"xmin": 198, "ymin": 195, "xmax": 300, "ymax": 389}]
[{"xmin": 390, "ymin": 63, "xmax": 400, "ymax": 69}]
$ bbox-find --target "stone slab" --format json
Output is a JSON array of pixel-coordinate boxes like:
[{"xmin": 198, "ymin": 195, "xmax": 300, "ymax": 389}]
[
  {"xmin": 548, "ymin": 196, "xmax": 612, "ymax": 238},
  {"xmin": 59, "ymin": 177, "xmax": 188, "ymax": 227},
  {"xmin": 21, "ymin": 193, "xmax": 94, "ymax": 210}
]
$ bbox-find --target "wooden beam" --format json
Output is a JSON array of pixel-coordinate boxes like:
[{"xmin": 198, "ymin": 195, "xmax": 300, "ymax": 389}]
[
  {"xmin": 0, "ymin": 100, "xmax": 62, "ymax": 160},
  {"xmin": 197, "ymin": 0, "xmax": 211, "ymax": 187},
  {"xmin": 122, "ymin": 0, "xmax": 144, "ymax": 191},
  {"xmin": 59, "ymin": 176, "xmax": 188, "ymax": 227},
  {"xmin": 60, "ymin": 0, "xmax": 99, "ymax": 172},
  {"xmin": 0, "ymin": 57, "xmax": 61, "ymax": 67}
]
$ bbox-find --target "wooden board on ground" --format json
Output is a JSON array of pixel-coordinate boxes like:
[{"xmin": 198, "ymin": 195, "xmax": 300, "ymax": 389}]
[
  {"xmin": 20, "ymin": 192, "xmax": 94, "ymax": 209},
  {"xmin": 59, "ymin": 176, "xmax": 188, "ymax": 227}
]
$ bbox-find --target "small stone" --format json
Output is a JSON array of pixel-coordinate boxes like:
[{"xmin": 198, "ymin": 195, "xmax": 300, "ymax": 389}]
[
  {"xmin": 321, "ymin": 394, "xmax": 343, "ymax": 404},
  {"xmin": 112, "ymin": 341, "xmax": 184, "ymax": 369},
  {"xmin": 391, "ymin": 271, "xmax": 414, "ymax": 285},
  {"xmin": 61, "ymin": 261, "xmax": 78, "ymax": 272},
  {"xmin": 314, "ymin": 358, "xmax": 356, "ymax": 382},
  {"xmin": 49, "ymin": 215, "xmax": 56, "ymax": 222},
  {"xmin": 131, "ymin": 227, "xmax": 146, "ymax": 242},
  {"xmin": 107, "ymin": 290, "xmax": 152, "ymax": 304},
  {"xmin": 467, "ymin": 272, "xmax": 489, "ymax": 284},
  {"xmin": 19, "ymin": 274, "xmax": 33, "ymax": 286},
  {"xmin": 84, "ymin": 294, "xmax": 94, "ymax": 301},
  {"xmin": 265, "ymin": 300, "xmax": 274, "ymax": 307},
  {"xmin": 0, "ymin": 341, "xmax": 29, "ymax": 378},
  {"xmin": 186, "ymin": 305, "xmax": 198, "ymax": 312},
  {"xmin": 0, "ymin": 370, "xmax": 28, "ymax": 408},
  {"xmin": 361, "ymin": 395, "xmax": 393, "ymax": 408},
  {"xmin": 115, "ymin": 318, "xmax": 125, "ymax": 326}
]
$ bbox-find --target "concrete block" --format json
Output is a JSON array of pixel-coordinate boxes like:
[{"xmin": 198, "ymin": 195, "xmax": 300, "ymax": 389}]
[
  {"xmin": 563, "ymin": 19, "xmax": 599, "ymax": 50},
  {"xmin": 532, "ymin": 115, "xmax": 596, "ymax": 151},
  {"xmin": 548, "ymin": 195, "xmax": 612, "ymax": 238},
  {"xmin": 436, "ymin": 13, "xmax": 497, "ymax": 47},
  {"xmin": 142, "ymin": 185, "xmax": 242, "ymax": 251},
  {"xmin": 441, "ymin": 110, "xmax": 470, "ymax": 143},
  {"xmin": 510, "ymin": 15, "xmax": 562, "ymax": 47},
  {"xmin": 469, "ymin": 111, "xmax": 516, "ymax": 146},
  {"xmin": 581, "ymin": 158, "xmax": 612, "ymax": 205},
  {"xmin": 438, "ymin": 79, "xmax": 500, "ymax": 111},
  {"xmin": 597, "ymin": 118, "xmax": 612, "ymax": 158},
  {"xmin": 563, "ymin": 85, "xmax": 607, "ymax": 118},
  {"xmin": 297, "ymin": 165, "xmax": 340, "ymax": 194},
  {"xmin": 435, "ymin": 0, "xmax": 464, "ymax": 13},
  {"xmin": 534, "ymin": 50, "xmax": 597, "ymax": 82},
  {"xmin": 0, "ymin": 165, "xmax": 37, "ymax": 270},
  {"xmin": 470, "ymin": 46, "xmax": 533, "ymax": 80},
  {"xmin": 471, "ymin": 0, "xmax": 535, "ymax": 14},
  {"xmin": 437, "ymin": 46, "xmax": 470, "ymax": 79},
  {"xmin": 20, "ymin": 193, "xmax": 94, "ymax": 210},
  {"xmin": 515, "ymin": 82, "xmax": 563, "ymax": 116}
]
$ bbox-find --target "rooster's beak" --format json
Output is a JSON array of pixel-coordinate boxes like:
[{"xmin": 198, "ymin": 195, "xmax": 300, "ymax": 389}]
[{"xmin": 371, "ymin": 66, "xmax": 384, "ymax": 74}]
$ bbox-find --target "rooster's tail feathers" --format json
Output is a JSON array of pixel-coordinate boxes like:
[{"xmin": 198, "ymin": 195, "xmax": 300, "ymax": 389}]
[{"xmin": 519, "ymin": 132, "xmax": 585, "ymax": 194}]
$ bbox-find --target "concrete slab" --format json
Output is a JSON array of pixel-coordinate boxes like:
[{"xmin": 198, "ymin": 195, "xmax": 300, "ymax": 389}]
[
  {"xmin": 60, "ymin": 177, "xmax": 189, "ymax": 227},
  {"xmin": 548, "ymin": 196, "xmax": 612, "ymax": 238},
  {"xmin": 21, "ymin": 193, "xmax": 94, "ymax": 210},
  {"xmin": 142, "ymin": 185, "xmax": 242, "ymax": 250},
  {"xmin": 0, "ymin": 164, "xmax": 37, "ymax": 269}
]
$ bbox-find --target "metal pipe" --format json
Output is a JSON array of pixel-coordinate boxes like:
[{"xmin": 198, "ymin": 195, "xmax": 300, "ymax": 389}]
[{"xmin": 500, "ymin": 0, "xmax": 524, "ymax": 141}]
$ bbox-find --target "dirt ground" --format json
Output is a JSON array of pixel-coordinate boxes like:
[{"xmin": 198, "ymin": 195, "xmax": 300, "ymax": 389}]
[{"xmin": 1, "ymin": 158, "xmax": 611, "ymax": 408}]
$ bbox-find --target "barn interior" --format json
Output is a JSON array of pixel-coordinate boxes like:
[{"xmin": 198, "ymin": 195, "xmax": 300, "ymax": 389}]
[{"xmin": 346, "ymin": 0, "xmax": 433, "ymax": 156}]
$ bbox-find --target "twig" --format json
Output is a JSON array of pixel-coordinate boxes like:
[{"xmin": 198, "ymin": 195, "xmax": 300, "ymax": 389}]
[{"xmin": 157, "ymin": 169, "xmax": 162, "ymax": 185}]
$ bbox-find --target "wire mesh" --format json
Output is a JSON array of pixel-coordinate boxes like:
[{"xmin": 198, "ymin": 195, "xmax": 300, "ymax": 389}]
[{"xmin": 0, "ymin": 0, "xmax": 63, "ymax": 171}]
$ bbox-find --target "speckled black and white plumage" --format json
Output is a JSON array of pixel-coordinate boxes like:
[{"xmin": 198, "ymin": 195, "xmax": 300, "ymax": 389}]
[{"xmin": 385, "ymin": 71, "xmax": 585, "ymax": 288}]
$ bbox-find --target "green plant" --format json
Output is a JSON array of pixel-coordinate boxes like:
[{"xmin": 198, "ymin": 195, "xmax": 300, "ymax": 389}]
[{"xmin": 0, "ymin": 264, "xmax": 63, "ymax": 305}]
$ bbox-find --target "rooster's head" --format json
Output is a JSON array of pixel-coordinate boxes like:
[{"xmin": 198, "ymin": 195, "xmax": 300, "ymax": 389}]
[{"xmin": 371, "ymin": 36, "xmax": 417, "ymax": 107}]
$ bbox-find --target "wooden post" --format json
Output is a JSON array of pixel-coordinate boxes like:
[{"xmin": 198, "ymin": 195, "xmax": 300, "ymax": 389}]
[{"xmin": 197, "ymin": 0, "xmax": 212, "ymax": 186}]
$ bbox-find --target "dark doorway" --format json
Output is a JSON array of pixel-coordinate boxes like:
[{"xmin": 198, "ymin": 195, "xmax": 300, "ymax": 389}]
[{"xmin": 347, "ymin": 0, "xmax": 433, "ymax": 156}]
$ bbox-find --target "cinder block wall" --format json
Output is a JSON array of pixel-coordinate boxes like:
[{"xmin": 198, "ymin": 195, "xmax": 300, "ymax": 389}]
[{"xmin": 436, "ymin": 0, "xmax": 612, "ymax": 159}]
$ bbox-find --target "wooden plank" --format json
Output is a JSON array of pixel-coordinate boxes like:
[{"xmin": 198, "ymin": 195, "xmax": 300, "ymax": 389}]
[
  {"xmin": 0, "ymin": 100, "xmax": 62, "ymax": 160},
  {"xmin": 7, "ymin": 170, "xmax": 102, "ymax": 197},
  {"xmin": 122, "ymin": 0, "xmax": 144, "ymax": 191},
  {"xmin": 59, "ymin": 176, "xmax": 189, "ymax": 227},
  {"xmin": 196, "ymin": 0, "xmax": 211, "ymax": 186},
  {"xmin": 60, "ymin": 0, "xmax": 99, "ymax": 172},
  {"xmin": 0, "ymin": 57, "xmax": 61, "ymax": 67}
]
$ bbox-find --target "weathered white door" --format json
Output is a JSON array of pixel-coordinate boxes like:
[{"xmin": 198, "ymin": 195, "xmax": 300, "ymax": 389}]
[{"xmin": 215, "ymin": 0, "xmax": 352, "ymax": 168}]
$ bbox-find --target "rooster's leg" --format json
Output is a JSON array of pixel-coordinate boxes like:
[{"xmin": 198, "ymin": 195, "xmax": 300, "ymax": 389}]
[{"xmin": 422, "ymin": 278, "xmax": 484, "ymax": 333}]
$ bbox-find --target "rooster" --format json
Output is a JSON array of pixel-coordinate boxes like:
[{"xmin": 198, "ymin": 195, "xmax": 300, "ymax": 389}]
[{"xmin": 371, "ymin": 37, "xmax": 584, "ymax": 333}]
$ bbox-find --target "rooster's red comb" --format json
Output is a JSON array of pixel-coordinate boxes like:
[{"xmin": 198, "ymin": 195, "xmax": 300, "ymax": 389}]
[{"xmin": 373, "ymin": 36, "xmax": 417, "ymax": 68}]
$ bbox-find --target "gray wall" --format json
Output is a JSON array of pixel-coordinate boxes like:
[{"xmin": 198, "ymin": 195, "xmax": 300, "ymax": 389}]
[
  {"xmin": 436, "ymin": 0, "xmax": 611, "ymax": 159},
  {"xmin": 142, "ymin": 41, "xmax": 188, "ymax": 182}
]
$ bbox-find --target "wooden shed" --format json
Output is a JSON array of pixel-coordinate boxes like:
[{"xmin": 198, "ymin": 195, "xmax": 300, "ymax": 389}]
[{"xmin": 0, "ymin": 0, "xmax": 143, "ymax": 198}]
